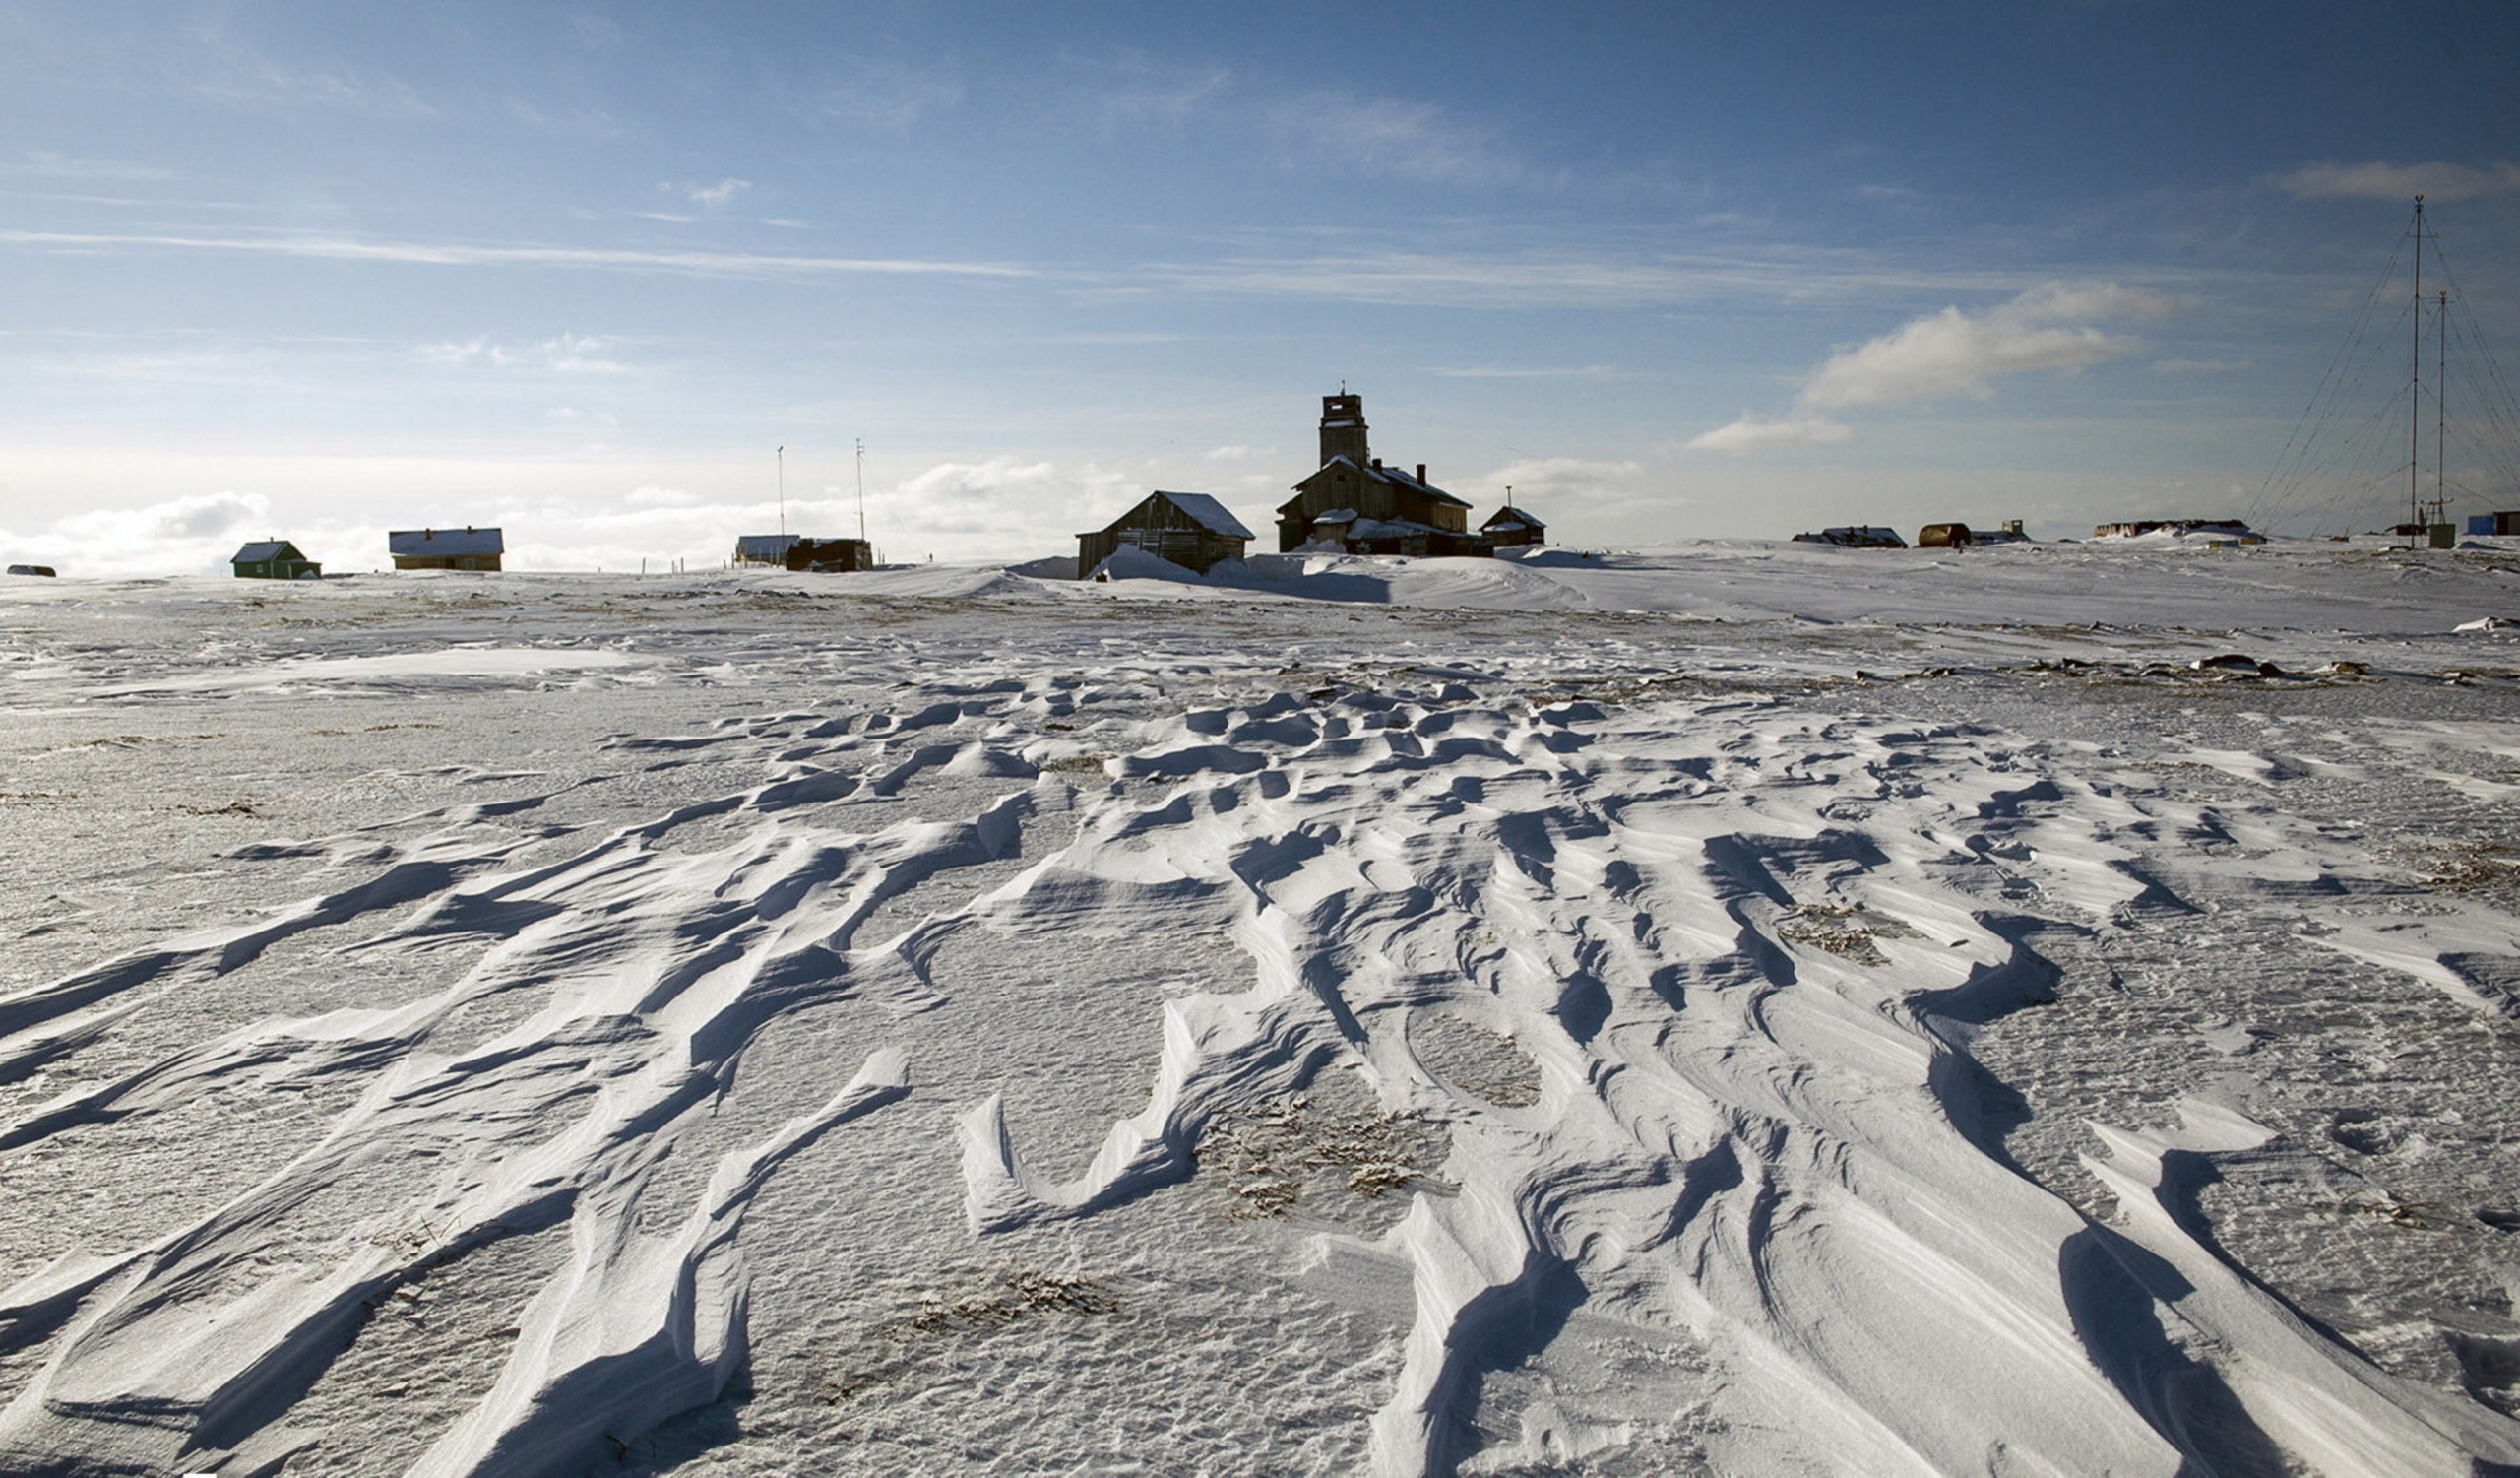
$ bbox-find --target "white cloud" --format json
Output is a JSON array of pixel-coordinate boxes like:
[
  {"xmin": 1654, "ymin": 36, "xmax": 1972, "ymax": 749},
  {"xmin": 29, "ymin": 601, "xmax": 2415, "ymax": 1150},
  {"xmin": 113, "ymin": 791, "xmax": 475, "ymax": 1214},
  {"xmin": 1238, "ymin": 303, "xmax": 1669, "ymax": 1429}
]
[
  {"xmin": 2277, "ymin": 160, "xmax": 2520, "ymax": 202},
  {"xmin": 3, "ymin": 491, "xmax": 272, "ymax": 575},
  {"xmin": 1459, "ymin": 458, "xmax": 1659, "ymax": 539},
  {"xmin": 417, "ymin": 334, "xmax": 631, "ymax": 374},
  {"xmin": 1799, "ymin": 283, "xmax": 2177, "ymax": 410},
  {"xmin": 2151, "ymin": 357, "xmax": 2249, "ymax": 375},
  {"xmin": 689, "ymin": 177, "xmax": 751, "ymax": 208},
  {"xmin": 1688, "ymin": 282, "xmax": 2180, "ymax": 455},
  {"xmin": 1203, "ymin": 444, "xmax": 1254, "ymax": 461},
  {"xmin": 625, "ymin": 485, "xmax": 697, "ymax": 507},
  {"xmin": 1686, "ymin": 417, "xmax": 1853, "ymax": 454}
]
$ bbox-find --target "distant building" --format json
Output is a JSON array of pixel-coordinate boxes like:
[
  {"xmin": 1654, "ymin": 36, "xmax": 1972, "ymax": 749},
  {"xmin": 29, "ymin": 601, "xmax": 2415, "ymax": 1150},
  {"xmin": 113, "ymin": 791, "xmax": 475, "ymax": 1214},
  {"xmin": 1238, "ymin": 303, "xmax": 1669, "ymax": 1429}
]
[
  {"xmin": 230, "ymin": 540, "xmax": 321, "ymax": 580},
  {"xmin": 1276, "ymin": 393, "xmax": 1478, "ymax": 555},
  {"xmin": 1481, "ymin": 505, "xmax": 1546, "ymax": 548},
  {"xmin": 1077, "ymin": 490, "xmax": 1254, "ymax": 576},
  {"xmin": 1793, "ymin": 526, "xmax": 1907, "ymax": 548},
  {"xmin": 785, "ymin": 538, "xmax": 875, "ymax": 572},
  {"xmin": 6, "ymin": 564, "xmax": 55, "ymax": 577},
  {"xmin": 2091, "ymin": 518, "xmax": 2251, "ymax": 540},
  {"xmin": 2467, "ymin": 511, "xmax": 2520, "ymax": 536},
  {"xmin": 1917, "ymin": 523, "xmax": 1974, "ymax": 548},
  {"xmin": 734, "ymin": 534, "xmax": 802, "ymax": 566},
  {"xmin": 389, "ymin": 527, "xmax": 504, "ymax": 571}
]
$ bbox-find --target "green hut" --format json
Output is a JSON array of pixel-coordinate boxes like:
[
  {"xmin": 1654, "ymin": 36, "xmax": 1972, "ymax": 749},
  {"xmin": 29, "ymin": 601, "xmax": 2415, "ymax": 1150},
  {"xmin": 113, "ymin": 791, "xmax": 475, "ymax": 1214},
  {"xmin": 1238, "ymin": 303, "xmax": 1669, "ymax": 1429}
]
[{"xmin": 230, "ymin": 540, "xmax": 321, "ymax": 580}]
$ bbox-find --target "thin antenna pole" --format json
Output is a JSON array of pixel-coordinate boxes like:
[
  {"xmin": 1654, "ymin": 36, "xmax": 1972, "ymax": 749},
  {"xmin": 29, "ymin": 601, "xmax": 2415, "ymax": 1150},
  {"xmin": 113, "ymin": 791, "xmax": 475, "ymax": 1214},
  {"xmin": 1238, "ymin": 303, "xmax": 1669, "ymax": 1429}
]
[
  {"xmin": 778, "ymin": 445, "xmax": 787, "ymax": 539},
  {"xmin": 2411, "ymin": 197, "xmax": 2424, "ymax": 540},
  {"xmin": 855, "ymin": 438, "xmax": 866, "ymax": 544},
  {"xmin": 2437, "ymin": 289, "xmax": 2449, "ymax": 525}
]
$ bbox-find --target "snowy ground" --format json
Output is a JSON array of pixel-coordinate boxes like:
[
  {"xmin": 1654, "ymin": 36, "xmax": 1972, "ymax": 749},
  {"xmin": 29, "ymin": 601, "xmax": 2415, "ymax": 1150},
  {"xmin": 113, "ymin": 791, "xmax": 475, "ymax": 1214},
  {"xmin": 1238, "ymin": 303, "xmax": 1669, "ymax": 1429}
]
[{"xmin": 3, "ymin": 538, "xmax": 2520, "ymax": 1477}]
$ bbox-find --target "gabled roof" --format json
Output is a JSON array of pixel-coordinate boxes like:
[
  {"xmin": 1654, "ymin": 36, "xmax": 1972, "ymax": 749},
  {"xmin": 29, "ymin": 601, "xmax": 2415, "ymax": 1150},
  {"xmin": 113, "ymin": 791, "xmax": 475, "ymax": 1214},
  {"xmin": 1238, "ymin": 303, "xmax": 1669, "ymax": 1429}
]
[
  {"xmin": 1481, "ymin": 504, "xmax": 1544, "ymax": 531},
  {"xmin": 389, "ymin": 527, "xmax": 504, "ymax": 556},
  {"xmin": 230, "ymin": 540, "xmax": 303, "ymax": 564},
  {"xmin": 1148, "ymin": 490, "xmax": 1255, "ymax": 540},
  {"xmin": 1287, "ymin": 456, "xmax": 1470, "ymax": 510}
]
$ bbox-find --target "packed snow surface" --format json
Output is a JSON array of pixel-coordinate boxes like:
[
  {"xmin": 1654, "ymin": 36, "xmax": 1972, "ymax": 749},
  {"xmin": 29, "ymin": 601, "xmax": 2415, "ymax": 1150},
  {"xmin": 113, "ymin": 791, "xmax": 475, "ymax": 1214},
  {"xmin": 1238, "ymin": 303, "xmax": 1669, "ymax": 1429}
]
[{"xmin": 4, "ymin": 539, "xmax": 2520, "ymax": 1476}]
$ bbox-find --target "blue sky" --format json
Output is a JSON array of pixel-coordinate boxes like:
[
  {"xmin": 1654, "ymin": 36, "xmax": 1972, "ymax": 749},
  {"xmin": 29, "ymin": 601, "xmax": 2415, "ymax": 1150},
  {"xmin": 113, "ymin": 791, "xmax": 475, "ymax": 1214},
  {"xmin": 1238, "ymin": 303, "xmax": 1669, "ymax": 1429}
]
[{"xmin": 5, "ymin": 1, "xmax": 2518, "ymax": 573}]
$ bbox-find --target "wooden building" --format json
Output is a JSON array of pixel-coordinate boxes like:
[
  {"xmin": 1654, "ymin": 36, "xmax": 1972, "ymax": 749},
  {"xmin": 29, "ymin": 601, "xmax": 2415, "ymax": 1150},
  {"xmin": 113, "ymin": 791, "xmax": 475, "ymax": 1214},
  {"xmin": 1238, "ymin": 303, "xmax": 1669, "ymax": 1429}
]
[
  {"xmin": 1077, "ymin": 490, "xmax": 1254, "ymax": 576},
  {"xmin": 1481, "ymin": 505, "xmax": 1546, "ymax": 548},
  {"xmin": 389, "ymin": 527, "xmax": 504, "ymax": 571},
  {"xmin": 229, "ymin": 540, "xmax": 321, "ymax": 580},
  {"xmin": 1275, "ymin": 393, "xmax": 1476, "ymax": 554},
  {"xmin": 785, "ymin": 538, "xmax": 875, "ymax": 572}
]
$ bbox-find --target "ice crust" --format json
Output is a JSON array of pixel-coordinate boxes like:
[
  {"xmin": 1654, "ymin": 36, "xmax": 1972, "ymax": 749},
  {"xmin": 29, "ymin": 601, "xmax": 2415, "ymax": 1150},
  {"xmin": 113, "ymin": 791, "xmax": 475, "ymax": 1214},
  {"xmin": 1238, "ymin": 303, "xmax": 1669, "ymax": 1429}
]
[{"xmin": 2, "ymin": 542, "xmax": 2518, "ymax": 1475}]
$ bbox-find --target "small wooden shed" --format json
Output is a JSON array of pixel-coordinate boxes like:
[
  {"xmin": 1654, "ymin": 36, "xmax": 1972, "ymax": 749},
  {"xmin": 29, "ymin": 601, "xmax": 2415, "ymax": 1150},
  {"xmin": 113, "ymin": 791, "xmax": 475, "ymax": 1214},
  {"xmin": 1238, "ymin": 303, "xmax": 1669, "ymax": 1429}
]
[
  {"xmin": 230, "ymin": 540, "xmax": 321, "ymax": 580},
  {"xmin": 785, "ymin": 538, "xmax": 874, "ymax": 572},
  {"xmin": 1078, "ymin": 491, "xmax": 1254, "ymax": 576},
  {"xmin": 1481, "ymin": 505, "xmax": 1546, "ymax": 548}
]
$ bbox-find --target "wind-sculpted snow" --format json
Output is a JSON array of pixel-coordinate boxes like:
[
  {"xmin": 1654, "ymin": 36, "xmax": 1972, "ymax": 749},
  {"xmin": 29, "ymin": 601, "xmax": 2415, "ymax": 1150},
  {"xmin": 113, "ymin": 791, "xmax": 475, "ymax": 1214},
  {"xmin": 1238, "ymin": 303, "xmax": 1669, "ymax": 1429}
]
[{"xmin": 3, "ymin": 566, "xmax": 2520, "ymax": 1475}]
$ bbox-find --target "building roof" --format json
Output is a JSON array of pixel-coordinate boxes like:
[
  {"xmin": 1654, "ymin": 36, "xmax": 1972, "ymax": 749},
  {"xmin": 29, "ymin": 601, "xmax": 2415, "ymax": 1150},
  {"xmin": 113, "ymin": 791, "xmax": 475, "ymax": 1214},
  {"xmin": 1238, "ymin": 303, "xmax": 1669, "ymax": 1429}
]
[
  {"xmin": 388, "ymin": 527, "xmax": 504, "ymax": 556},
  {"xmin": 1482, "ymin": 504, "xmax": 1545, "ymax": 531},
  {"xmin": 1286, "ymin": 456, "xmax": 1471, "ymax": 510},
  {"xmin": 1149, "ymin": 490, "xmax": 1255, "ymax": 539},
  {"xmin": 230, "ymin": 540, "xmax": 304, "ymax": 564},
  {"xmin": 734, "ymin": 534, "xmax": 803, "ymax": 559}
]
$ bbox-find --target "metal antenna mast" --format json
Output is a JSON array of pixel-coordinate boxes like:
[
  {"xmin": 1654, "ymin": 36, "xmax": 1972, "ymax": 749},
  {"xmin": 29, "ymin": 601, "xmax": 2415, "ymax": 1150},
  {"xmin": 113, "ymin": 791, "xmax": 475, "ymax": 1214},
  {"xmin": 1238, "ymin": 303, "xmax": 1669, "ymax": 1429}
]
[
  {"xmin": 2410, "ymin": 197, "xmax": 2425, "ymax": 541},
  {"xmin": 778, "ymin": 445, "xmax": 787, "ymax": 539},
  {"xmin": 2436, "ymin": 289, "xmax": 2449, "ymax": 527},
  {"xmin": 854, "ymin": 438, "xmax": 866, "ymax": 544}
]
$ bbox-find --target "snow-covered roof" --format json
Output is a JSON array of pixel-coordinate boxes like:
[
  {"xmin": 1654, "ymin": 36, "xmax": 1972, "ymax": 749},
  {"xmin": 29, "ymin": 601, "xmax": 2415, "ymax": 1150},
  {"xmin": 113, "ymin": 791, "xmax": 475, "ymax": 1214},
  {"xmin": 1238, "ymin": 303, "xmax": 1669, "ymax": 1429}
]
[
  {"xmin": 389, "ymin": 527, "xmax": 504, "ymax": 556},
  {"xmin": 1291, "ymin": 456, "xmax": 1471, "ymax": 508},
  {"xmin": 1482, "ymin": 504, "xmax": 1544, "ymax": 531},
  {"xmin": 1152, "ymin": 491, "xmax": 1255, "ymax": 540},
  {"xmin": 1341, "ymin": 517, "xmax": 1443, "ymax": 541},
  {"xmin": 230, "ymin": 541, "xmax": 301, "ymax": 563}
]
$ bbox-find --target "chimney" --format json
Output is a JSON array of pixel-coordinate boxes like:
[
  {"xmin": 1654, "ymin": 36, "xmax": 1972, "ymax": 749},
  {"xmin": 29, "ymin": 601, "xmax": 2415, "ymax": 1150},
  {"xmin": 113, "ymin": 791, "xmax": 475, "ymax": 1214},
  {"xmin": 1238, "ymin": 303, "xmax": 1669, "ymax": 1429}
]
[
  {"xmin": 1416, "ymin": 464, "xmax": 1426, "ymax": 483},
  {"xmin": 1371, "ymin": 457, "xmax": 1381, "ymax": 470}
]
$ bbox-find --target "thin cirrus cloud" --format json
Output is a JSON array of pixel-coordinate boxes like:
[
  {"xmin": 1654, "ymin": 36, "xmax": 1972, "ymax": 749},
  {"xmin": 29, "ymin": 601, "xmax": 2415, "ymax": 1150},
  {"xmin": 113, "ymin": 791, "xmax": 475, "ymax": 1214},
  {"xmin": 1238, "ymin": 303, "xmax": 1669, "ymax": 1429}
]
[
  {"xmin": 0, "ymin": 230, "xmax": 1032, "ymax": 281},
  {"xmin": 1689, "ymin": 282, "xmax": 2181, "ymax": 454},
  {"xmin": 1270, "ymin": 91, "xmax": 1518, "ymax": 186},
  {"xmin": 1157, "ymin": 242, "xmax": 2065, "ymax": 313},
  {"xmin": 2275, "ymin": 160, "xmax": 2520, "ymax": 202},
  {"xmin": 1428, "ymin": 365, "xmax": 1616, "ymax": 380}
]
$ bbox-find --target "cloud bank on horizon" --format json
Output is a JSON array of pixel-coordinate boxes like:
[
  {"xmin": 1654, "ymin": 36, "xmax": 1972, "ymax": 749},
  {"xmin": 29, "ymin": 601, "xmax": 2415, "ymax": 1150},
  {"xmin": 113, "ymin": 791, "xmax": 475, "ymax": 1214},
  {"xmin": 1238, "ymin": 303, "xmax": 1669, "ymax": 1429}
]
[{"xmin": 3, "ymin": 1, "xmax": 2518, "ymax": 564}]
